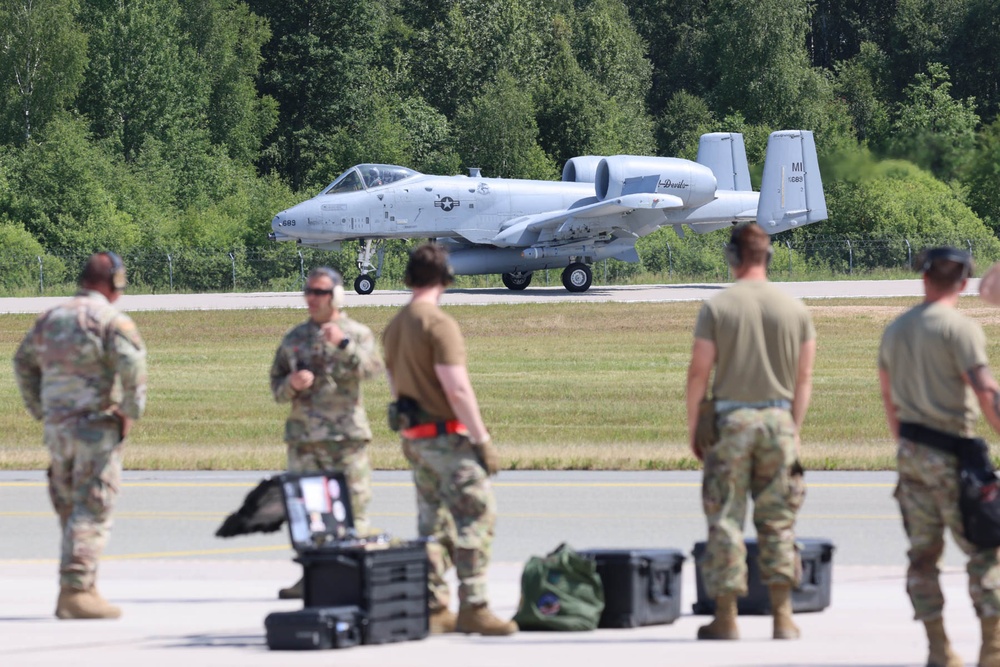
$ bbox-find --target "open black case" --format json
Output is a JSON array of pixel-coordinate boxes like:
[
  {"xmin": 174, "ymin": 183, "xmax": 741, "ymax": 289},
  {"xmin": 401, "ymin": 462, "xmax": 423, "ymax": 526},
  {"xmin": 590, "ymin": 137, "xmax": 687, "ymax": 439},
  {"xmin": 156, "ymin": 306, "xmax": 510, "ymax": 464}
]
[{"xmin": 265, "ymin": 471, "xmax": 429, "ymax": 649}]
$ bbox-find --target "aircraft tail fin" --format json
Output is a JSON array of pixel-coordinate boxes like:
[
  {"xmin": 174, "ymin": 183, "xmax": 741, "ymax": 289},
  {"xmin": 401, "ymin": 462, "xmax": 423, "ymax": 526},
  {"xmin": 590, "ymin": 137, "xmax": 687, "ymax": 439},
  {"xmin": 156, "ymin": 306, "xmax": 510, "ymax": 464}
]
[
  {"xmin": 756, "ymin": 130, "xmax": 827, "ymax": 233},
  {"xmin": 697, "ymin": 132, "xmax": 751, "ymax": 191}
]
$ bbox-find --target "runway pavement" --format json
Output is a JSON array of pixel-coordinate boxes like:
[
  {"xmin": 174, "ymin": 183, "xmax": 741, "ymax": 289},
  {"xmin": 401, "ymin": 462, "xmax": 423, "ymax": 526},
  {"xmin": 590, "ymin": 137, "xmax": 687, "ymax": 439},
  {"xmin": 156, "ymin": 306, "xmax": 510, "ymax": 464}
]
[
  {"xmin": 0, "ymin": 470, "xmax": 982, "ymax": 666},
  {"xmin": 0, "ymin": 278, "xmax": 979, "ymax": 314}
]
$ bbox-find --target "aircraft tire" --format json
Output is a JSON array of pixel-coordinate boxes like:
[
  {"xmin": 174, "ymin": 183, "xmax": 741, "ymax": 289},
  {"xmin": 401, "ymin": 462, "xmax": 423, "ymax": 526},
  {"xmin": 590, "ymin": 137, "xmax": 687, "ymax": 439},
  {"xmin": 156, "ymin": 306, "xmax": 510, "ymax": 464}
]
[
  {"xmin": 501, "ymin": 272, "xmax": 532, "ymax": 290},
  {"xmin": 561, "ymin": 263, "xmax": 592, "ymax": 293},
  {"xmin": 354, "ymin": 274, "xmax": 375, "ymax": 295}
]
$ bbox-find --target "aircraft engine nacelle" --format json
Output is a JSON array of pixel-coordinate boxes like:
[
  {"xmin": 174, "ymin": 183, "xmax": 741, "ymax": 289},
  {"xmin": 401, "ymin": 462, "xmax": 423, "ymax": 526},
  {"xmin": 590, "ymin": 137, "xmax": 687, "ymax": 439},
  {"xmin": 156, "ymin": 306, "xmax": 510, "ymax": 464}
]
[
  {"xmin": 562, "ymin": 156, "xmax": 605, "ymax": 184},
  {"xmin": 595, "ymin": 156, "xmax": 717, "ymax": 207}
]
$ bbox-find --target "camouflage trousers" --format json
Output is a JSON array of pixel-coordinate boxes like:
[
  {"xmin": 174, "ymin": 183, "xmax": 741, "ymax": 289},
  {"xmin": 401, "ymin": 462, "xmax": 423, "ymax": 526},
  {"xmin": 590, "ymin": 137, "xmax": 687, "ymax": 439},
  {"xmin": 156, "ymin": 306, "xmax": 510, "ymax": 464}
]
[
  {"xmin": 700, "ymin": 407, "xmax": 805, "ymax": 599},
  {"xmin": 45, "ymin": 417, "xmax": 123, "ymax": 591},
  {"xmin": 401, "ymin": 432, "xmax": 496, "ymax": 610},
  {"xmin": 287, "ymin": 439, "xmax": 372, "ymax": 535},
  {"xmin": 895, "ymin": 437, "xmax": 1000, "ymax": 620}
]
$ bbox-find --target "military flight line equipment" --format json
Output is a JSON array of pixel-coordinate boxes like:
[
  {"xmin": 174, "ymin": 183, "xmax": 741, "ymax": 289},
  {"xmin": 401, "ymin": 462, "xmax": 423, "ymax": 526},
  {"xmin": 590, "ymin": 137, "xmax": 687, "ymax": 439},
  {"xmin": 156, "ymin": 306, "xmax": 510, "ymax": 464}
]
[
  {"xmin": 235, "ymin": 472, "xmax": 430, "ymax": 650},
  {"xmin": 692, "ymin": 538, "xmax": 835, "ymax": 615},
  {"xmin": 579, "ymin": 548, "xmax": 686, "ymax": 628},
  {"xmin": 269, "ymin": 130, "xmax": 828, "ymax": 294}
]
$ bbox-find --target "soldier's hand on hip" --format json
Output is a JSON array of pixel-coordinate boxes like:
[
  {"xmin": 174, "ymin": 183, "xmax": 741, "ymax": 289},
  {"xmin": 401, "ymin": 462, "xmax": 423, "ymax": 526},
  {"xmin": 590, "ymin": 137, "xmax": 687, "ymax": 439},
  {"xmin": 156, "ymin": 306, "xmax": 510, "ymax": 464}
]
[{"xmin": 289, "ymin": 369, "xmax": 315, "ymax": 391}]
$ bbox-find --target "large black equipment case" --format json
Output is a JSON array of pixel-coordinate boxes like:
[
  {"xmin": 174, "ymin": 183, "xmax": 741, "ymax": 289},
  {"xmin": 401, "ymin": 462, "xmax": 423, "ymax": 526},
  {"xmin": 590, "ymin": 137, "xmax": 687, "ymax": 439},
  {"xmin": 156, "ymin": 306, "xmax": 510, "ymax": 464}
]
[
  {"xmin": 692, "ymin": 537, "xmax": 834, "ymax": 615},
  {"xmin": 297, "ymin": 542, "xmax": 429, "ymax": 644},
  {"xmin": 264, "ymin": 606, "xmax": 363, "ymax": 650},
  {"xmin": 578, "ymin": 548, "xmax": 685, "ymax": 628}
]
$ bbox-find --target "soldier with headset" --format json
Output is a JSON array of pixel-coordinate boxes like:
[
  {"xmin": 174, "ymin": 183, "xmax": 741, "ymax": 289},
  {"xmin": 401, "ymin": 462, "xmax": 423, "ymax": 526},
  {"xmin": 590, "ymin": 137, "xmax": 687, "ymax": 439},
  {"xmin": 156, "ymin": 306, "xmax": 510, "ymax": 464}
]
[
  {"xmin": 686, "ymin": 222, "xmax": 816, "ymax": 641},
  {"xmin": 382, "ymin": 242, "xmax": 517, "ymax": 636},
  {"xmin": 14, "ymin": 252, "xmax": 147, "ymax": 620},
  {"xmin": 269, "ymin": 267, "xmax": 384, "ymax": 599}
]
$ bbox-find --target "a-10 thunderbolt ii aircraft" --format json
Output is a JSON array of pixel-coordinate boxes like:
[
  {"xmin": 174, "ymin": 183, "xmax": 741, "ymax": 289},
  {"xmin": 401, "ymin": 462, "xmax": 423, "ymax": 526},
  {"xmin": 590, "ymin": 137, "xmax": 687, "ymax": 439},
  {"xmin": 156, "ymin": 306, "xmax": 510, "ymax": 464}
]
[{"xmin": 269, "ymin": 130, "xmax": 827, "ymax": 294}]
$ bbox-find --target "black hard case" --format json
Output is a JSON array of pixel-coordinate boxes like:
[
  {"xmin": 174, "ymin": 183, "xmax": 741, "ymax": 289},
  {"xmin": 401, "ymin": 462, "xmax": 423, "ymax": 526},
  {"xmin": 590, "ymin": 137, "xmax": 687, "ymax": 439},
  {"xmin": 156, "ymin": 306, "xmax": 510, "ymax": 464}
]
[
  {"xmin": 578, "ymin": 548, "xmax": 686, "ymax": 628},
  {"xmin": 264, "ymin": 606, "xmax": 363, "ymax": 650},
  {"xmin": 297, "ymin": 542, "xmax": 429, "ymax": 644},
  {"xmin": 691, "ymin": 537, "xmax": 834, "ymax": 615}
]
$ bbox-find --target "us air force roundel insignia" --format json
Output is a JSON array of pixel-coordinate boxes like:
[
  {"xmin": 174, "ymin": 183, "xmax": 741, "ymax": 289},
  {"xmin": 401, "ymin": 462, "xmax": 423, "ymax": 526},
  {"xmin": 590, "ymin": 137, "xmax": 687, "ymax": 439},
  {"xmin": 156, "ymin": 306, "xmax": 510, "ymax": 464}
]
[{"xmin": 434, "ymin": 196, "xmax": 460, "ymax": 212}]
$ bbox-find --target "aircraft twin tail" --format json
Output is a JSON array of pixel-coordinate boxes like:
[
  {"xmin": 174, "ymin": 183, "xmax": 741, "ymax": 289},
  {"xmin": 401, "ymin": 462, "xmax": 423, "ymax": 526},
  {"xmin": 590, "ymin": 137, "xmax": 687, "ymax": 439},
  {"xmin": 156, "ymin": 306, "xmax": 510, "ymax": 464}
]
[{"xmin": 269, "ymin": 130, "xmax": 828, "ymax": 294}]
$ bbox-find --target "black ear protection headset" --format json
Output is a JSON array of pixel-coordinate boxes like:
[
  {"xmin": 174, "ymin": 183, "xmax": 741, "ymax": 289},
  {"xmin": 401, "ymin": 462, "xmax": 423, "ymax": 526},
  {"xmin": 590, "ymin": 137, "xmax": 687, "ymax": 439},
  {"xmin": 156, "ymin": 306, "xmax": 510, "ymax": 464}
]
[
  {"xmin": 106, "ymin": 252, "xmax": 127, "ymax": 291},
  {"xmin": 723, "ymin": 225, "xmax": 773, "ymax": 269},
  {"xmin": 918, "ymin": 246, "xmax": 973, "ymax": 280}
]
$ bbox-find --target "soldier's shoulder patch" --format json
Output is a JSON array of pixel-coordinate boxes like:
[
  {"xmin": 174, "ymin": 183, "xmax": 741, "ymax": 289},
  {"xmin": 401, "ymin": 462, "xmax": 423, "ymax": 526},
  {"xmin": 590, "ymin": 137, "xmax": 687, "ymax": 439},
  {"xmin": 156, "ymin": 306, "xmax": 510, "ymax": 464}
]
[{"xmin": 114, "ymin": 315, "xmax": 145, "ymax": 349}]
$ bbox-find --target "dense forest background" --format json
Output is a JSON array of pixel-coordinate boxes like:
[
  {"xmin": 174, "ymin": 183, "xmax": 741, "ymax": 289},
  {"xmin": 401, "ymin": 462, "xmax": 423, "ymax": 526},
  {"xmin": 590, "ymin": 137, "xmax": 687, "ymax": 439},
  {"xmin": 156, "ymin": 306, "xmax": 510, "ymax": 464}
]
[{"xmin": 2, "ymin": 0, "xmax": 1000, "ymax": 292}]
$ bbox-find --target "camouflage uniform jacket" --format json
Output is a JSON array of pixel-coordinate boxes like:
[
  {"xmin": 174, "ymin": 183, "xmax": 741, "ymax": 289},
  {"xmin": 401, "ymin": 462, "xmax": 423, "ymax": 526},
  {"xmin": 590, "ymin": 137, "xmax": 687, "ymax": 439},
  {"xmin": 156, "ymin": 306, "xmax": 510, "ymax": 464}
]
[
  {"xmin": 270, "ymin": 314, "xmax": 384, "ymax": 444},
  {"xmin": 13, "ymin": 290, "xmax": 147, "ymax": 424}
]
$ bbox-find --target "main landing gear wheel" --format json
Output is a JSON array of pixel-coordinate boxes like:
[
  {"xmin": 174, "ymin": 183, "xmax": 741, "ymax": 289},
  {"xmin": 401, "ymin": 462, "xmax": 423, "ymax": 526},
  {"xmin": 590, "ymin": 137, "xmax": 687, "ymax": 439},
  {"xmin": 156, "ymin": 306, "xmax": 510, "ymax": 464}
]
[
  {"xmin": 354, "ymin": 274, "xmax": 375, "ymax": 295},
  {"xmin": 501, "ymin": 271, "xmax": 533, "ymax": 290},
  {"xmin": 561, "ymin": 263, "xmax": 592, "ymax": 293}
]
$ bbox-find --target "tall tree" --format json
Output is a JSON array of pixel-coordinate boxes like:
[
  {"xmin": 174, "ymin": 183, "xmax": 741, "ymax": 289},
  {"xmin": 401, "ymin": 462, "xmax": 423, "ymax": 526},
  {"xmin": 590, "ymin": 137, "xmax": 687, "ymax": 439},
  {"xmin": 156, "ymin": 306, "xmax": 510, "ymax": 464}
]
[
  {"xmin": 887, "ymin": 62, "xmax": 979, "ymax": 181},
  {"xmin": 77, "ymin": 0, "xmax": 208, "ymax": 164},
  {"xmin": 177, "ymin": 0, "xmax": 278, "ymax": 166},
  {"xmin": 454, "ymin": 71, "xmax": 555, "ymax": 179},
  {"xmin": 0, "ymin": 0, "xmax": 87, "ymax": 144},
  {"xmin": 249, "ymin": 0, "xmax": 387, "ymax": 189}
]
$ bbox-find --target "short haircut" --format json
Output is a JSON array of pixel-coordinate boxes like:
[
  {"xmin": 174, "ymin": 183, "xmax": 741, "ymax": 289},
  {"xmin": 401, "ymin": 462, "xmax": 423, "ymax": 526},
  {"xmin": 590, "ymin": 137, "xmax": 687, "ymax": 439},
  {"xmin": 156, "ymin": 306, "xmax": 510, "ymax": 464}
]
[
  {"xmin": 918, "ymin": 247, "xmax": 974, "ymax": 289},
  {"xmin": 404, "ymin": 243, "xmax": 454, "ymax": 288},
  {"xmin": 79, "ymin": 252, "xmax": 126, "ymax": 290},
  {"xmin": 728, "ymin": 222, "xmax": 772, "ymax": 267},
  {"xmin": 306, "ymin": 267, "xmax": 343, "ymax": 286}
]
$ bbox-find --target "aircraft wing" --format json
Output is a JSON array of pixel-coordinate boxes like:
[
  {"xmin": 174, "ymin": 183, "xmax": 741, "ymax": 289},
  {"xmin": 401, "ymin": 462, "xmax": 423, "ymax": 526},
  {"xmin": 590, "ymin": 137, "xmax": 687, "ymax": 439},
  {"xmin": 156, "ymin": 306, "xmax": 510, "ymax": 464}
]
[{"xmin": 492, "ymin": 193, "xmax": 683, "ymax": 247}]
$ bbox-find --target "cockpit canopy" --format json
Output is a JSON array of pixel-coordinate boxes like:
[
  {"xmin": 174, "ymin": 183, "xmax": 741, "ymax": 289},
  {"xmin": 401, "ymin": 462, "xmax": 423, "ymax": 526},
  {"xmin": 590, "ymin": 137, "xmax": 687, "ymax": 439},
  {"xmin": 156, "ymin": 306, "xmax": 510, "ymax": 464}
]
[{"xmin": 323, "ymin": 164, "xmax": 419, "ymax": 194}]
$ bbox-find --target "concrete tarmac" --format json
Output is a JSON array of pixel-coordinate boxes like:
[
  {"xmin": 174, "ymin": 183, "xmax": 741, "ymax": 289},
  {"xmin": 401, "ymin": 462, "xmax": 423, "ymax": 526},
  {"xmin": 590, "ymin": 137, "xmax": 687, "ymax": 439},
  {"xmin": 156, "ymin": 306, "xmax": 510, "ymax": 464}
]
[
  {"xmin": 0, "ymin": 278, "xmax": 977, "ymax": 314},
  {"xmin": 0, "ymin": 470, "xmax": 982, "ymax": 666}
]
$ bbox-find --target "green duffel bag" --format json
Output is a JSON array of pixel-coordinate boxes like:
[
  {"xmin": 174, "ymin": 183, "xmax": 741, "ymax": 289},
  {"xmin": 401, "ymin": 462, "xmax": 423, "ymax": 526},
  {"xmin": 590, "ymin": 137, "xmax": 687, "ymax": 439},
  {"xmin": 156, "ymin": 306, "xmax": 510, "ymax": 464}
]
[{"xmin": 513, "ymin": 543, "xmax": 605, "ymax": 631}]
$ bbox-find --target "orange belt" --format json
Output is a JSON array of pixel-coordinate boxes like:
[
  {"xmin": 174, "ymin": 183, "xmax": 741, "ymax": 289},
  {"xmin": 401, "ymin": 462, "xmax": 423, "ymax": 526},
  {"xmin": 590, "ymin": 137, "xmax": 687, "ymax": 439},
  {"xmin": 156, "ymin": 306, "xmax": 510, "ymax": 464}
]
[{"xmin": 402, "ymin": 420, "xmax": 468, "ymax": 440}]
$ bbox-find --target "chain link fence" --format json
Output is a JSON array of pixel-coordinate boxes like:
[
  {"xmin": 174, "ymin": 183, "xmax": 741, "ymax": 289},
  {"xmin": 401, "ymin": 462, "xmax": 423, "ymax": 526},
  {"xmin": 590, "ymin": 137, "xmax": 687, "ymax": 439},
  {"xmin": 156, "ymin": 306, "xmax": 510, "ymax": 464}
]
[{"xmin": 0, "ymin": 236, "xmax": 993, "ymax": 295}]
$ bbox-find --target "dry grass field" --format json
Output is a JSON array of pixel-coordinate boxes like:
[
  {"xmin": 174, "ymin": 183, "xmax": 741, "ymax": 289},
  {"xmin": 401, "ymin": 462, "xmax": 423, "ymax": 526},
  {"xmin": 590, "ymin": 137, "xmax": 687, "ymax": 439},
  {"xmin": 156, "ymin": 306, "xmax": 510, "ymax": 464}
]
[{"xmin": 2, "ymin": 297, "xmax": 998, "ymax": 471}]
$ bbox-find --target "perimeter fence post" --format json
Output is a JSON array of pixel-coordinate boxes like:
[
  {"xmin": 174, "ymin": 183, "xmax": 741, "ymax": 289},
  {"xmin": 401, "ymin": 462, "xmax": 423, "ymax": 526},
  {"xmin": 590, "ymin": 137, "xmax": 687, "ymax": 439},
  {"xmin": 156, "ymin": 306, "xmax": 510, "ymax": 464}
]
[
  {"xmin": 785, "ymin": 239, "xmax": 792, "ymax": 277},
  {"xmin": 846, "ymin": 240, "xmax": 853, "ymax": 275},
  {"xmin": 297, "ymin": 250, "xmax": 305, "ymax": 288},
  {"xmin": 37, "ymin": 256, "xmax": 43, "ymax": 293},
  {"xmin": 229, "ymin": 252, "xmax": 236, "ymax": 290},
  {"xmin": 167, "ymin": 253, "xmax": 174, "ymax": 291},
  {"xmin": 904, "ymin": 240, "xmax": 911, "ymax": 269},
  {"xmin": 666, "ymin": 242, "xmax": 672, "ymax": 278}
]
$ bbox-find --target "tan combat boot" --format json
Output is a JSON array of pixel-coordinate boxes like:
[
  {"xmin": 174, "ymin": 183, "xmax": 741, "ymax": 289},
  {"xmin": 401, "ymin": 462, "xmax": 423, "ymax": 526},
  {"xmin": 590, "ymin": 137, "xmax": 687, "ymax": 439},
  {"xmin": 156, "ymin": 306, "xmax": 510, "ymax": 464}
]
[
  {"xmin": 456, "ymin": 604, "xmax": 518, "ymax": 636},
  {"xmin": 278, "ymin": 577, "xmax": 303, "ymax": 600},
  {"xmin": 55, "ymin": 585, "xmax": 121, "ymax": 620},
  {"xmin": 924, "ymin": 618, "xmax": 963, "ymax": 667},
  {"xmin": 768, "ymin": 583, "xmax": 801, "ymax": 640},
  {"xmin": 981, "ymin": 616, "xmax": 1000, "ymax": 667},
  {"xmin": 428, "ymin": 607, "xmax": 457, "ymax": 634},
  {"xmin": 697, "ymin": 593, "xmax": 739, "ymax": 640}
]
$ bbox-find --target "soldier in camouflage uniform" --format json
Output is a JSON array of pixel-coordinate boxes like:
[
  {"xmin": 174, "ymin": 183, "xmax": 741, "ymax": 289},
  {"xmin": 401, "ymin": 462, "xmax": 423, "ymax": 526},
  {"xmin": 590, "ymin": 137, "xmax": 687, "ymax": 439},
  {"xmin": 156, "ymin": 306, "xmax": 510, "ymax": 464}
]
[
  {"xmin": 879, "ymin": 247, "xmax": 1000, "ymax": 667},
  {"xmin": 270, "ymin": 267, "xmax": 383, "ymax": 598},
  {"xmin": 382, "ymin": 243, "xmax": 516, "ymax": 636},
  {"xmin": 13, "ymin": 252, "xmax": 147, "ymax": 620},
  {"xmin": 686, "ymin": 223, "xmax": 815, "ymax": 641}
]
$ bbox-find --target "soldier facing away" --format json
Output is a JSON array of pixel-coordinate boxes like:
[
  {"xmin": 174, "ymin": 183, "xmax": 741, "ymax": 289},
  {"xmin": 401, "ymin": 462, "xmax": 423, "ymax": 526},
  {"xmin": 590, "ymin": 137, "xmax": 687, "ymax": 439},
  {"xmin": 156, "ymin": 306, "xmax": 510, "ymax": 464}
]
[
  {"xmin": 382, "ymin": 243, "xmax": 516, "ymax": 636},
  {"xmin": 879, "ymin": 247, "xmax": 1000, "ymax": 667},
  {"xmin": 269, "ymin": 267, "xmax": 384, "ymax": 599},
  {"xmin": 13, "ymin": 252, "xmax": 147, "ymax": 620},
  {"xmin": 686, "ymin": 222, "xmax": 815, "ymax": 641}
]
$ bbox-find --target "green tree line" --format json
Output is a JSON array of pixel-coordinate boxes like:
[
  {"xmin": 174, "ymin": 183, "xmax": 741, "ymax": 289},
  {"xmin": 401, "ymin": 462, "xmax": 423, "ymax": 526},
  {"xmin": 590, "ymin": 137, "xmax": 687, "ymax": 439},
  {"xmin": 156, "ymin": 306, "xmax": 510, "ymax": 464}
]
[{"xmin": 2, "ymin": 0, "xmax": 1000, "ymax": 292}]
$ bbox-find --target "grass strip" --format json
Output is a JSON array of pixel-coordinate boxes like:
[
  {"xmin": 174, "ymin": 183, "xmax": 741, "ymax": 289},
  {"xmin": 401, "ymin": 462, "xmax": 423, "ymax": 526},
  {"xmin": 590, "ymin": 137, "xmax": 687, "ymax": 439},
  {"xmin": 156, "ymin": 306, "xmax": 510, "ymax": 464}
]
[{"xmin": 1, "ymin": 297, "xmax": 996, "ymax": 471}]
